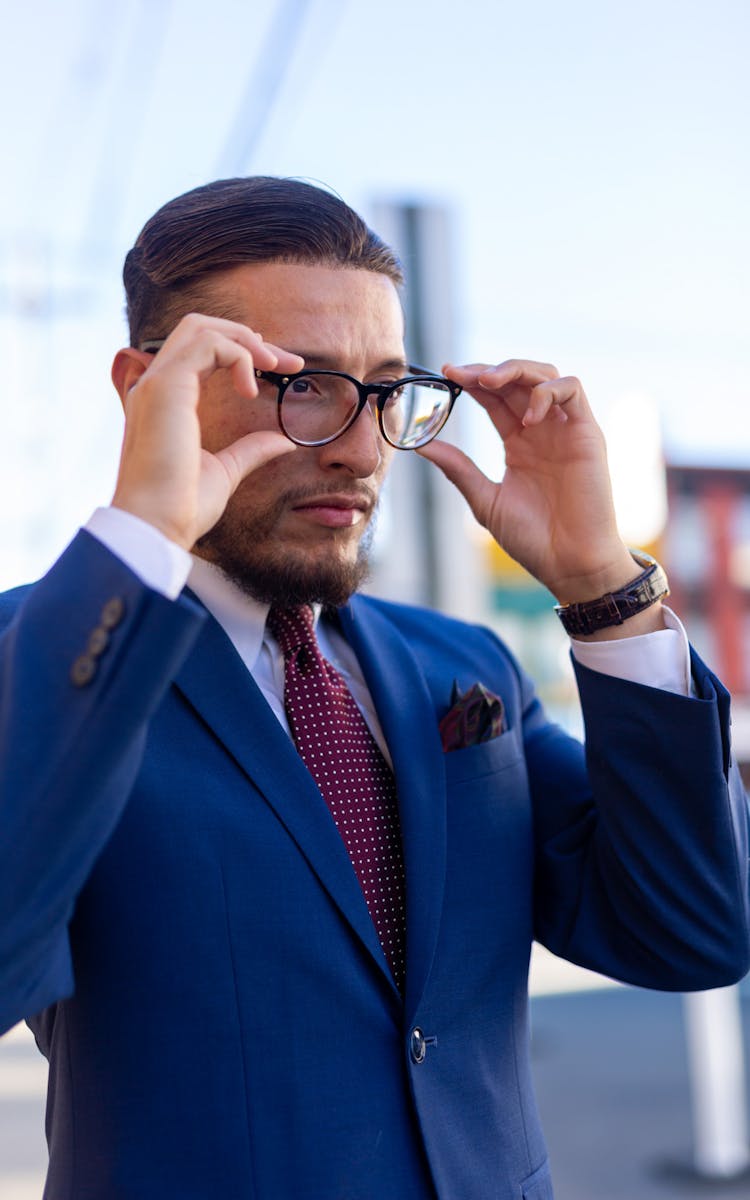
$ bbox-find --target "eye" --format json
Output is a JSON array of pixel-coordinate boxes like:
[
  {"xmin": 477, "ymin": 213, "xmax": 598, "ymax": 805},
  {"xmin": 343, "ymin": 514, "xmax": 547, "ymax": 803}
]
[{"xmin": 289, "ymin": 376, "xmax": 324, "ymax": 397}]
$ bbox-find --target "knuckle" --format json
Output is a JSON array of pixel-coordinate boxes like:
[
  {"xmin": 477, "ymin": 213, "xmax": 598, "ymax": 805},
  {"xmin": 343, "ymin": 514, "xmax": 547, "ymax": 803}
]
[{"xmin": 180, "ymin": 312, "xmax": 205, "ymax": 331}]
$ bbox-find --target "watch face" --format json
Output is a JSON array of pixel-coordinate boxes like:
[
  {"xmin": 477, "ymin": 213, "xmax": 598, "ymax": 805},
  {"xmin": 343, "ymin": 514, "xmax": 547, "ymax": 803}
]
[{"xmin": 629, "ymin": 548, "xmax": 656, "ymax": 570}]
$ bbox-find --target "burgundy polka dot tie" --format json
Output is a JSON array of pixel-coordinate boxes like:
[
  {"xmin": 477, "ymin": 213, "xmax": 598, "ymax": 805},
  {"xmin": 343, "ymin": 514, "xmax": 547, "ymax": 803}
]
[{"xmin": 267, "ymin": 605, "xmax": 406, "ymax": 992}]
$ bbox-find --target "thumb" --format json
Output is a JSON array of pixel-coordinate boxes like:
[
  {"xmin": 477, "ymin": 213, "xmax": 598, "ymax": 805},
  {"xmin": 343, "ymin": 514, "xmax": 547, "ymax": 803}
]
[
  {"xmin": 417, "ymin": 440, "xmax": 498, "ymax": 529},
  {"xmin": 214, "ymin": 431, "xmax": 298, "ymax": 494}
]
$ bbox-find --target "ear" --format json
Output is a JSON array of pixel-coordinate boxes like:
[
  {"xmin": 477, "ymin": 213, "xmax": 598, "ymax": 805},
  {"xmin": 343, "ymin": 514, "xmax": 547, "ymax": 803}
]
[{"xmin": 111, "ymin": 348, "xmax": 154, "ymax": 407}]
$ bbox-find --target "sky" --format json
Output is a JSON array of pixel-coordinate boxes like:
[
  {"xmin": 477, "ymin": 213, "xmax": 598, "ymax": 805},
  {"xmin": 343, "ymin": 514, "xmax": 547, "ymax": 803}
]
[{"xmin": 0, "ymin": 0, "xmax": 748, "ymax": 588}]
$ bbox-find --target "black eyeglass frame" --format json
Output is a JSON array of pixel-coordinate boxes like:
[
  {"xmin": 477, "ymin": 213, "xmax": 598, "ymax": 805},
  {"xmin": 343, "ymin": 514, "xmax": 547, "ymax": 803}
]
[
  {"xmin": 253, "ymin": 366, "xmax": 462, "ymax": 450},
  {"xmin": 138, "ymin": 340, "xmax": 461, "ymax": 451}
]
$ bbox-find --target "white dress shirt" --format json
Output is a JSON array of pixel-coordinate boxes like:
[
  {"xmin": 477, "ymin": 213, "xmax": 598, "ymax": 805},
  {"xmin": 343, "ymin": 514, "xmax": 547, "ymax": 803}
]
[{"xmin": 86, "ymin": 506, "xmax": 693, "ymax": 737}]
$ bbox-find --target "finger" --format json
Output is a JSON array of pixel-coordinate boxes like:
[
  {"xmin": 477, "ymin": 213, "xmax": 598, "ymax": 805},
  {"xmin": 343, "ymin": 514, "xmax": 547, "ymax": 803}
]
[
  {"xmin": 223, "ymin": 339, "xmax": 304, "ymax": 393},
  {"xmin": 439, "ymin": 368, "xmax": 520, "ymax": 440},
  {"xmin": 443, "ymin": 360, "xmax": 562, "ymax": 434},
  {"xmin": 442, "ymin": 360, "xmax": 559, "ymax": 390},
  {"xmin": 416, "ymin": 439, "xmax": 499, "ymax": 529},
  {"xmin": 261, "ymin": 340, "xmax": 306, "ymax": 371},
  {"xmin": 477, "ymin": 359, "xmax": 560, "ymax": 391},
  {"xmin": 521, "ymin": 375, "xmax": 589, "ymax": 426},
  {"xmin": 441, "ymin": 362, "xmax": 494, "ymax": 386},
  {"xmin": 161, "ymin": 313, "xmax": 268, "ymax": 358},
  {"xmin": 147, "ymin": 328, "xmax": 282, "ymax": 403},
  {"xmin": 191, "ymin": 329, "xmax": 269, "ymax": 396},
  {"xmin": 157, "ymin": 315, "xmax": 304, "ymax": 377},
  {"xmin": 213, "ymin": 430, "xmax": 299, "ymax": 494}
]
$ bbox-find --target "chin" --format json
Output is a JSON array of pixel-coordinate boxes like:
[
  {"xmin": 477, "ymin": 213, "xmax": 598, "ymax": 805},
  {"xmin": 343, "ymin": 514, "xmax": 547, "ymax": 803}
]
[{"xmin": 198, "ymin": 534, "xmax": 373, "ymax": 609}]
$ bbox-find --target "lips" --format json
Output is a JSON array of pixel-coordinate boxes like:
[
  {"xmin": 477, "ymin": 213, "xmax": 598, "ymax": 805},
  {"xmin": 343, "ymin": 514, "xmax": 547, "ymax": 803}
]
[{"xmin": 290, "ymin": 491, "xmax": 372, "ymax": 528}]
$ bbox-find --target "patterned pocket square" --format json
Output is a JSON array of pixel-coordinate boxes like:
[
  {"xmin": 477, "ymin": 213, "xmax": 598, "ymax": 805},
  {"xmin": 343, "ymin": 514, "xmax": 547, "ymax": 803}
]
[{"xmin": 438, "ymin": 681, "xmax": 505, "ymax": 752}]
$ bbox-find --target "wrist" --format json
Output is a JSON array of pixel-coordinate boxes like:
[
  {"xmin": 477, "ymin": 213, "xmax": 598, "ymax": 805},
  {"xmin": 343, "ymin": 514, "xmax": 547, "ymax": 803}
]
[
  {"xmin": 570, "ymin": 600, "xmax": 667, "ymax": 642},
  {"xmin": 554, "ymin": 550, "xmax": 670, "ymax": 639},
  {"xmin": 550, "ymin": 547, "xmax": 643, "ymax": 606}
]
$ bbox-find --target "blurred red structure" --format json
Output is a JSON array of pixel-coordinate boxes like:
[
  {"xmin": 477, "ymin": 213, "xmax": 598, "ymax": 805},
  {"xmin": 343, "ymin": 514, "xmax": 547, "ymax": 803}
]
[{"xmin": 665, "ymin": 464, "xmax": 750, "ymax": 776}]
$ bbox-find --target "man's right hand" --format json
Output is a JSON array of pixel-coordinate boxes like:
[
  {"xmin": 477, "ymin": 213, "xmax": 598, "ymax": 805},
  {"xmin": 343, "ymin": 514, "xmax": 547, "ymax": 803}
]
[{"xmin": 110, "ymin": 314, "xmax": 304, "ymax": 550}]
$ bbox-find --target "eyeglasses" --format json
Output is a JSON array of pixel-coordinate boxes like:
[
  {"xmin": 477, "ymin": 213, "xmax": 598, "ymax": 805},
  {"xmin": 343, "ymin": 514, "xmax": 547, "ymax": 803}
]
[
  {"xmin": 139, "ymin": 340, "xmax": 461, "ymax": 450},
  {"xmin": 254, "ymin": 366, "xmax": 461, "ymax": 450}
]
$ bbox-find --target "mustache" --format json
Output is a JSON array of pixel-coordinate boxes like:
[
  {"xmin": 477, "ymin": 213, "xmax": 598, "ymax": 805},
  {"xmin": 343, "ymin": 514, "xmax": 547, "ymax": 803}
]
[{"xmin": 209, "ymin": 481, "xmax": 381, "ymax": 544}]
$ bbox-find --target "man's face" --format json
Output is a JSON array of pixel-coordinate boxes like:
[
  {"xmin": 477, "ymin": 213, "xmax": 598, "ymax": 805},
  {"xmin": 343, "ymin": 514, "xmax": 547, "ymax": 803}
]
[{"xmin": 193, "ymin": 261, "xmax": 405, "ymax": 606}]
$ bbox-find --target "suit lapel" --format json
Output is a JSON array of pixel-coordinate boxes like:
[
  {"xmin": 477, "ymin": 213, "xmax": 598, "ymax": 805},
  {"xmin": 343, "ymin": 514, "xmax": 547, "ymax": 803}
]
[
  {"xmin": 339, "ymin": 598, "xmax": 447, "ymax": 1019},
  {"xmin": 173, "ymin": 608, "xmax": 396, "ymax": 993}
]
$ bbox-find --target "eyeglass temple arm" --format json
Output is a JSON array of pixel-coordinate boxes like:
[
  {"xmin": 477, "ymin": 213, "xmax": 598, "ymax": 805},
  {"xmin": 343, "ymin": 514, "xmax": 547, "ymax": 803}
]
[{"xmin": 137, "ymin": 347, "xmax": 457, "ymax": 393}]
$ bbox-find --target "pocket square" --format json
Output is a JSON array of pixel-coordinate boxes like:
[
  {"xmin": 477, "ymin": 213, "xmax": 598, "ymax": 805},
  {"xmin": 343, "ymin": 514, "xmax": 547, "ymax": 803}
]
[{"xmin": 438, "ymin": 681, "xmax": 505, "ymax": 752}]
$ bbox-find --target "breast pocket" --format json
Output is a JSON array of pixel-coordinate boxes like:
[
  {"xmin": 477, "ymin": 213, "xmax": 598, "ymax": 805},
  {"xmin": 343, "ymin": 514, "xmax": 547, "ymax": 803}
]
[
  {"xmin": 443, "ymin": 725, "xmax": 523, "ymax": 787},
  {"xmin": 521, "ymin": 1159, "xmax": 554, "ymax": 1199},
  {"xmin": 442, "ymin": 723, "xmax": 533, "ymax": 933}
]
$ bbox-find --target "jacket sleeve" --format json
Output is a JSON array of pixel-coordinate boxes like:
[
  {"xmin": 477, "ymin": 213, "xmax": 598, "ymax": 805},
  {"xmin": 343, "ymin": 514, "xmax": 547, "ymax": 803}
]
[
  {"xmin": 524, "ymin": 649, "xmax": 750, "ymax": 991},
  {"xmin": 0, "ymin": 530, "xmax": 205, "ymax": 1034}
]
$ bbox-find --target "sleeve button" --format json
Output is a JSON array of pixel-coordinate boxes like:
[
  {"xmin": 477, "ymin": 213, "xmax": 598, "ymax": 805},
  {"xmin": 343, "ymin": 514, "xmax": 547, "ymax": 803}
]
[
  {"xmin": 70, "ymin": 655, "xmax": 97, "ymax": 687},
  {"xmin": 87, "ymin": 627, "xmax": 110, "ymax": 657},
  {"xmin": 100, "ymin": 597, "xmax": 125, "ymax": 629}
]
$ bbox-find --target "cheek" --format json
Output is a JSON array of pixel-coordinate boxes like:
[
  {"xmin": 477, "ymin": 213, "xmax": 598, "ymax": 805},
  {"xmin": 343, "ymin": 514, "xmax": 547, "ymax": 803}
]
[
  {"xmin": 198, "ymin": 389, "xmax": 275, "ymax": 451},
  {"xmin": 375, "ymin": 445, "xmax": 395, "ymax": 485},
  {"xmin": 228, "ymin": 448, "xmax": 309, "ymax": 509}
]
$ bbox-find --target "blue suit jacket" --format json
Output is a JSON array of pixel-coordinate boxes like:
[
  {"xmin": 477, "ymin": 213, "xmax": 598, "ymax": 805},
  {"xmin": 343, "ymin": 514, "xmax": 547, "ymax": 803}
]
[{"xmin": 1, "ymin": 530, "xmax": 748, "ymax": 1200}]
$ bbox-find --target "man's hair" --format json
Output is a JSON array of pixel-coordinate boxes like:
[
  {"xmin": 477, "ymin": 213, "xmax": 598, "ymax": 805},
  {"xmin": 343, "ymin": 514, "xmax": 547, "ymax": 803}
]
[{"xmin": 123, "ymin": 176, "xmax": 403, "ymax": 346}]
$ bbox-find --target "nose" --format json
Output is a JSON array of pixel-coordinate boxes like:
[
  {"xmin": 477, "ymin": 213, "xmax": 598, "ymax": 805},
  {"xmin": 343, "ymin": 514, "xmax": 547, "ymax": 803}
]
[{"xmin": 316, "ymin": 402, "xmax": 389, "ymax": 478}]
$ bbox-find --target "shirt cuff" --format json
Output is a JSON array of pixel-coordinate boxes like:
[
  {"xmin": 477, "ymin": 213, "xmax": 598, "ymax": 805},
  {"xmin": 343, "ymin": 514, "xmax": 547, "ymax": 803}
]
[
  {"xmin": 570, "ymin": 605, "xmax": 692, "ymax": 697},
  {"xmin": 86, "ymin": 507, "xmax": 192, "ymax": 600}
]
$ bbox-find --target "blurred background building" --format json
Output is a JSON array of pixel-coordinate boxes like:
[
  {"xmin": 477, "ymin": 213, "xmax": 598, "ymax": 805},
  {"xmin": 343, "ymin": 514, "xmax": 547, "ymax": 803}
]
[
  {"xmin": 665, "ymin": 464, "xmax": 750, "ymax": 778},
  {"xmin": 1, "ymin": 0, "xmax": 749, "ymax": 1196}
]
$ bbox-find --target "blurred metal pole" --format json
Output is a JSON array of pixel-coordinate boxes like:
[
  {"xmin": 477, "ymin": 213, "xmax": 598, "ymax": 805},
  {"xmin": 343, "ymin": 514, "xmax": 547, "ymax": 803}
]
[
  {"xmin": 369, "ymin": 200, "xmax": 484, "ymax": 620},
  {"xmin": 682, "ymin": 987, "xmax": 750, "ymax": 1178}
]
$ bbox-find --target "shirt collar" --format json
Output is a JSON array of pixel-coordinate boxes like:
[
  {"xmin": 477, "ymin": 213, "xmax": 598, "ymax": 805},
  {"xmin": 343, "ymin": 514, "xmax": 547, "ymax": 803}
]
[{"xmin": 186, "ymin": 555, "xmax": 322, "ymax": 668}]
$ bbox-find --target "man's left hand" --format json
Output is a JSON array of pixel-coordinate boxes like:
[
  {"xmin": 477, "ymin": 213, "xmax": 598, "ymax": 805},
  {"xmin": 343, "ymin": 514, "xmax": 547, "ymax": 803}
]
[{"xmin": 417, "ymin": 359, "xmax": 661, "ymax": 629}]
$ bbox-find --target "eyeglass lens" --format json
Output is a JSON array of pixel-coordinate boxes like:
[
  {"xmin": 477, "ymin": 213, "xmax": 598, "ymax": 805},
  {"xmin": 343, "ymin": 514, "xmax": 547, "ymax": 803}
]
[{"xmin": 266, "ymin": 373, "xmax": 453, "ymax": 449}]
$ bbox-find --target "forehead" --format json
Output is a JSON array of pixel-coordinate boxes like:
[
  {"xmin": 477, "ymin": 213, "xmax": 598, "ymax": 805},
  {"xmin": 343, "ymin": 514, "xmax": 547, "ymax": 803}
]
[{"xmin": 200, "ymin": 261, "xmax": 405, "ymax": 361}]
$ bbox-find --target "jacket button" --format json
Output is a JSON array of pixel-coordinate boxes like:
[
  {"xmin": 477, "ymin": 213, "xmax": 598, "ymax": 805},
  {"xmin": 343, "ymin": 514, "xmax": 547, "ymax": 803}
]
[{"xmin": 410, "ymin": 1028, "xmax": 427, "ymax": 1065}]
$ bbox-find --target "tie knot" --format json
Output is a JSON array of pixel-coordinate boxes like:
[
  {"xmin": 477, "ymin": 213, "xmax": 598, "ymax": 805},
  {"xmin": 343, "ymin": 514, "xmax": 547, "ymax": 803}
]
[{"xmin": 267, "ymin": 605, "xmax": 317, "ymax": 661}]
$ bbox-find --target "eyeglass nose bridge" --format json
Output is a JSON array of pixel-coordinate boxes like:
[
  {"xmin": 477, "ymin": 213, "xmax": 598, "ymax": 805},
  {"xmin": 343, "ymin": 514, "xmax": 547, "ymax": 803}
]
[{"xmin": 314, "ymin": 382, "xmax": 385, "ymax": 449}]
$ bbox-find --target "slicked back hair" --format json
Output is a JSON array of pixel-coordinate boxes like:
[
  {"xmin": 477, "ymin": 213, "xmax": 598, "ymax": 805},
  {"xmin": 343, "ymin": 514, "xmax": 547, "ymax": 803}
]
[{"xmin": 123, "ymin": 176, "xmax": 404, "ymax": 346}]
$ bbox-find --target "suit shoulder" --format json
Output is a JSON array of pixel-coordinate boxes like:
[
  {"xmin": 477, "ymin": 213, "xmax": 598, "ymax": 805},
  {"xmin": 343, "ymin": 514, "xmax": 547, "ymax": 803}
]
[{"xmin": 0, "ymin": 582, "xmax": 36, "ymax": 630}]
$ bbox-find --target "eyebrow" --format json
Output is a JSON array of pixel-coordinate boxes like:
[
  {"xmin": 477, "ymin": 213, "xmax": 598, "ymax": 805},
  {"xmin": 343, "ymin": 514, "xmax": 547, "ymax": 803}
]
[{"xmin": 290, "ymin": 352, "xmax": 410, "ymax": 374}]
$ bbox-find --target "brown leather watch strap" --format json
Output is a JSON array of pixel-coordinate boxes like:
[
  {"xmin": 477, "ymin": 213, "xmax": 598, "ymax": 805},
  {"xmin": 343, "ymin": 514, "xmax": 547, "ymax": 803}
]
[{"xmin": 554, "ymin": 552, "xmax": 670, "ymax": 637}]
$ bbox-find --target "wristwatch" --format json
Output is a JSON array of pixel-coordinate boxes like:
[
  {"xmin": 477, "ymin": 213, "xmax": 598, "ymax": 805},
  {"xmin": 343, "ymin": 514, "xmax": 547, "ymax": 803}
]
[{"xmin": 554, "ymin": 550, "xmax": 669, "ymax": 637}]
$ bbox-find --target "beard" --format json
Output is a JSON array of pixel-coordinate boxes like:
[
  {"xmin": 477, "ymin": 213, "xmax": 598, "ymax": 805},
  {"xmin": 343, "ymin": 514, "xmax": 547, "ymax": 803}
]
[{"xmin": 195, "ymin": 483, "xmax": 379, "ymax": 609}]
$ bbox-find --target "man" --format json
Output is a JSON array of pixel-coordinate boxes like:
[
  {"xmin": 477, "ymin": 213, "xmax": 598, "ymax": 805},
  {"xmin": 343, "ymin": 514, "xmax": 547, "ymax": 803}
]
[{"xmin": 0, "ymin": 176, "xmax": 747, "ymax": 1200}]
